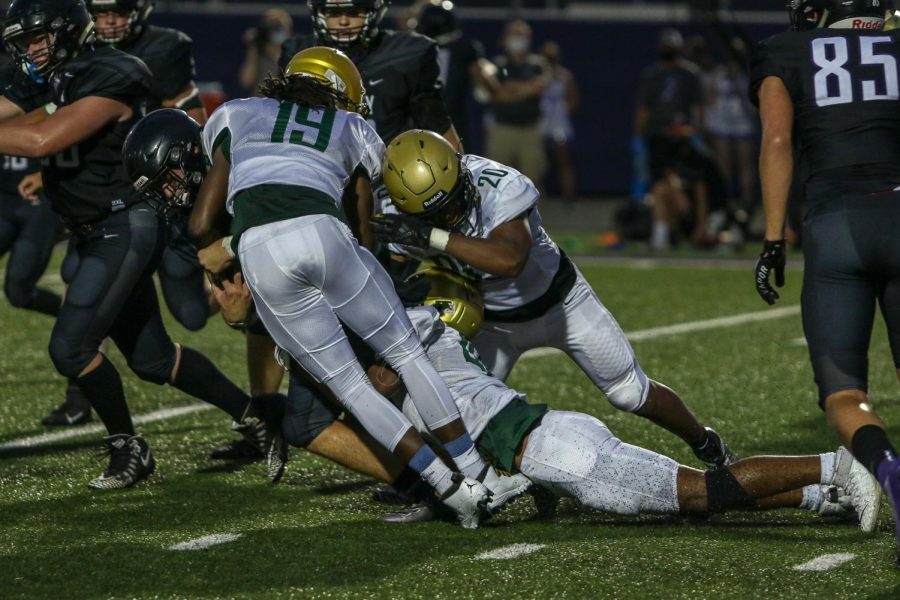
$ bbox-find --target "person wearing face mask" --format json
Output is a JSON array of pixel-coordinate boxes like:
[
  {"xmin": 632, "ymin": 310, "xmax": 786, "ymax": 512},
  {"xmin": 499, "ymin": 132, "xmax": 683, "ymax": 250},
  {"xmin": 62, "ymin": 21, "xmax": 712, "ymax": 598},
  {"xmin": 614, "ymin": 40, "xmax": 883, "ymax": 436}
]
[
  {"xmin": 485, "ymin": 19, "xmax": 551, "ymax": 189},
  {"xmin": 239, "ymin": 8, "xmax": 293, "ymax": 96},
  {"xmin": 634, "ymin": 28, "xmax": 721, "ymax": 250}
]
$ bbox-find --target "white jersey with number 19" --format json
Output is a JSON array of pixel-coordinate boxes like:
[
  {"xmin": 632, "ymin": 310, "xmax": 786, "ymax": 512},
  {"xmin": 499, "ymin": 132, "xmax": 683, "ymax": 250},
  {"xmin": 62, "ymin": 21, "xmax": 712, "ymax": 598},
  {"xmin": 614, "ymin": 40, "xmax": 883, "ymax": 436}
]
[{"xmin": 202, "ymin": 97, "xmax": 385, "ymax": 216}]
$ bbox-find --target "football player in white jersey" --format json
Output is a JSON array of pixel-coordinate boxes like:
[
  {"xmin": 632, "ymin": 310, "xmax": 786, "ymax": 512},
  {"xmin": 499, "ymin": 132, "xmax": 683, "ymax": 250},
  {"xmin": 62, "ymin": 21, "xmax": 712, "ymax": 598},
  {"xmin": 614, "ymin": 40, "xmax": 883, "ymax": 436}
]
[
  {"xmin": 130, "ymin": 47, "xmax": 528, "ymax": 527},
  {"xmin": 371, "ymin": 129, "xmax": 736, "ymax": 468},
  {"xmin": 379, "ymin": 297, "xmax": 880, "ymax": 531}
]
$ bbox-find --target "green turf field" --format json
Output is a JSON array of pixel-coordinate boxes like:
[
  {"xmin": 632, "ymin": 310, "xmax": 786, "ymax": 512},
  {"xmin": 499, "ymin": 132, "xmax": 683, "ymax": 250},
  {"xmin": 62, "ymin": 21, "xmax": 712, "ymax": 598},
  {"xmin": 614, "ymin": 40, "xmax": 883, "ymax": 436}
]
[{"xmin": 1, "ymin": 256, "xmax": 898, "ymax": 598}]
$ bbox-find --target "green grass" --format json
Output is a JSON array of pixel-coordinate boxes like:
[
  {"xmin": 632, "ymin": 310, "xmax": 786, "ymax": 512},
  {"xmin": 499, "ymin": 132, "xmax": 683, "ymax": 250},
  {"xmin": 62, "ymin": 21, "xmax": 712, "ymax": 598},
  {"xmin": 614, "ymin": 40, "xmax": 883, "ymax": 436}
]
[{"xmin": 1, "ymin": 255, "xmax": 899, "ymax": 598}]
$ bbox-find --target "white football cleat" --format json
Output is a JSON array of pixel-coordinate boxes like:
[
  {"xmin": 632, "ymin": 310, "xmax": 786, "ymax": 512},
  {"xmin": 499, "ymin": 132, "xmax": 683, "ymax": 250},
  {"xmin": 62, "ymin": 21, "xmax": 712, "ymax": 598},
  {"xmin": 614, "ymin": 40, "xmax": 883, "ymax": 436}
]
[
  {"xmin": 816, "ymin": 485, "xmax": 854, "ymax": 518},
  {"xmin": 479, "ymin": 467, "xmax": 532, "ymax": 515},
  {"xmin": 833, "ymin": 449, "xmax": 882, "ymax": 535},
  {"xmin": 439, "ymin": 473, "xmax": 491, "ymax": 529}
]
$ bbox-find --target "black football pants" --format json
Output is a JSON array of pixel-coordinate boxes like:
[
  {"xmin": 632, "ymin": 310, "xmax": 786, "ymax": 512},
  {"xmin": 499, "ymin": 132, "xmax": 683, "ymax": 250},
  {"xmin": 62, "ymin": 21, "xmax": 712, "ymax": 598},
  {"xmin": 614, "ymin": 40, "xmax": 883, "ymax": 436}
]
[
  {"xmin": 802, "ymin": 186, "xmax": 900, "ymax": 406},
  {"xmin": 50, "ymin": 204, "xmax": 176, "ymax": 383}
]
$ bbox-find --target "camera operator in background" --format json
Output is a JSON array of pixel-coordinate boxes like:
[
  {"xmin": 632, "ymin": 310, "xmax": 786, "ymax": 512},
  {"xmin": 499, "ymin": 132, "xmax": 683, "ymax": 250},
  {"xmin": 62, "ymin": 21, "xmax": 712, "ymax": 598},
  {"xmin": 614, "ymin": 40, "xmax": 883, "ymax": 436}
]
[{"xmin": 239, "ymin": 8, "xmax": 293, "ymax": 96}]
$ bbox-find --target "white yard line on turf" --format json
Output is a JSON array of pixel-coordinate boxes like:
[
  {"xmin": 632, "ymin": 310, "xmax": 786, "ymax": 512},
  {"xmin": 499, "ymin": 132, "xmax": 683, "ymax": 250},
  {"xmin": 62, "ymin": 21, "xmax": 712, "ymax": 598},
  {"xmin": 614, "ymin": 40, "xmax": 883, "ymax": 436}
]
[
  {"xmin": 0, "ymin": 403, "xmax": 214, "ymax": 451},
  {"xmin": 169, "ymin": 533, "xmax": 243, "ymax": 551},
  {"xmin": 522, "ymin": 305, "xmax": 802, "ymax": 359},
  {"xmin": 0, "ymin": 305, "xmax": 801, "ymax": 451},
  {"xmin": 475, "ymin": 544, "xmax": 546, "ymax": 560},
  {"xmin": 791, "ymin": 553, "xmax": 856, "ymax": 571}
]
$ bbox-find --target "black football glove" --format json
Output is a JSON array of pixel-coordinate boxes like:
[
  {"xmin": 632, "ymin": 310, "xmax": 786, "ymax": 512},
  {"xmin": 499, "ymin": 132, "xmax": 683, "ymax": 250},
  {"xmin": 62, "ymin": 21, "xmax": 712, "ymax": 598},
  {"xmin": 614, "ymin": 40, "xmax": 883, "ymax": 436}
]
[
  {"xmin": 754, "ymin": 239, "xmax": 786, "ymax": 305},
  {"xmin": 370, "ymin": 213, "xmax": 433, "ymax": 249}
]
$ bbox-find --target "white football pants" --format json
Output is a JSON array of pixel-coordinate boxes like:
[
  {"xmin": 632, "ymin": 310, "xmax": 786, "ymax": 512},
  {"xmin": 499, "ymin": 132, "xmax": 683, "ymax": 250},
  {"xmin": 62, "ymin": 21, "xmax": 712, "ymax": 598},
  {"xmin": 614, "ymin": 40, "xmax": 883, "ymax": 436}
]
[
  {"xmin": 239, "ymin": 215, "xmax": 462, "ymax": 452},
  {"xmin": 519, "ymin": 410, "xmax": 680, "ymax": 515},
  {"xmin": 474, "ymin": 267, "xmax": 650, "ymax": 412}
]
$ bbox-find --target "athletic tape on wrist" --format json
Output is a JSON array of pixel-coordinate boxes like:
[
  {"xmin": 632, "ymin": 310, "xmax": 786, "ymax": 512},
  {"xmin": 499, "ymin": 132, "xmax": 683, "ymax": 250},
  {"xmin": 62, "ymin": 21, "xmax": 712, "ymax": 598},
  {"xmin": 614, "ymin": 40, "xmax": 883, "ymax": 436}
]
[
  {"xmin": 429, "ymin": 228, "xmax": 450, "ymax": 252},
  {"xmin": 221, "ymin": 236, "xmax": 236, "ymax": 258}
]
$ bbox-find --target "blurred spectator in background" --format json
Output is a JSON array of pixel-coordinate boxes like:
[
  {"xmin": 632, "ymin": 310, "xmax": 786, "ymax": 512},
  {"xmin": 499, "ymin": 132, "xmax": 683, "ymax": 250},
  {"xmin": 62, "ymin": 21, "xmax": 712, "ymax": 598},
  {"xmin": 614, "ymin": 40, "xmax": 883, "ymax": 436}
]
[
  {"xmin": 486, "ymin": 19, "xmax": 550, "ymax": 187},
  {"xmin": 704, "ymin": 37, "xmax": 757, "ymax": 230},
  {"xmin": 239, "ymin": 8, "xmax": 293, "ymax": 95},
  {"xmin": 412, "ymin": 1, "xmax": 487, "ymax": 147},
  {"xmin": 539, "ymin": 40, "xmax": 578, "ymax": 201},
  {"xmin": 633, "ymin": 28, "xmax": 724, "ymax": 250}
]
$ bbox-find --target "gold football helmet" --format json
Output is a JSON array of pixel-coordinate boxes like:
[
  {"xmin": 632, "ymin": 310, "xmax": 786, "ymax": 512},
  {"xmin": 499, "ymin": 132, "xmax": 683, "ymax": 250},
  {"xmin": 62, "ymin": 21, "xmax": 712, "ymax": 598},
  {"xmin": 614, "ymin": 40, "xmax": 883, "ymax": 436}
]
[
  {"xmin": 285, "ymin": 46, "xmax": 369, "ymax": 116},
  {"xmin": 413, "ymin": 266, "xmax": 484, "ymax": 340},
  {"xmin": 383, "ymin": 129, "xmax": 479, "ymax": 232}
]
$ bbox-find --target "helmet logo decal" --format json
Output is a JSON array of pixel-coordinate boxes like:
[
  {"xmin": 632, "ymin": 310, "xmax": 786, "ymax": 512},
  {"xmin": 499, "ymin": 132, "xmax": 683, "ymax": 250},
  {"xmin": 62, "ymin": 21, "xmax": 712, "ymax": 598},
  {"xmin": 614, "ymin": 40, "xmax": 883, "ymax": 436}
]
[
  {"xmin": 323, "ymin": 68, "xmax": 347, "ymax": 92},
  {"xmin": 133, "ymin": 175, "xmax": 149, "ymax": 191},
  {"xmin": 422, "ymin": 189, "xmax": 447, "ymax": 210}
]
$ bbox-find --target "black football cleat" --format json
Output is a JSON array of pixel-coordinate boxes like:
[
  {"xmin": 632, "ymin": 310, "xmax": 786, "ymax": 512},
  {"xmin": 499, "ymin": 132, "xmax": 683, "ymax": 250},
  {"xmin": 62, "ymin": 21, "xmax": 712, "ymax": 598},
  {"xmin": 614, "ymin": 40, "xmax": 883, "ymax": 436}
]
[
  {"xmin": 692, "ymin": 427, "xmax": 737, "ymax": 468},
  {"xmin": 41, "ymin": 400, "xmax": 92, "ymax": 426},
  {"xmin": 209, "ymin": 416, "xmax": 269, "ymax": 461},
  {"xmin": 88, "ymin": 434, "xmax": 155, "ymax": 490}
]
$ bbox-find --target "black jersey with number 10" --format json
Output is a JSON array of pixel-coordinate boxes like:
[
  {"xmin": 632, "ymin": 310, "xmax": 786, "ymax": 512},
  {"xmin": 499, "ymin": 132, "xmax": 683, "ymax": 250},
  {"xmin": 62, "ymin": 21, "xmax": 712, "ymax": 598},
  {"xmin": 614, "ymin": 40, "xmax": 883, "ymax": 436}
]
[{"xmin": 751, "ymin": 28, "xmax": 900, "ymax": 184}]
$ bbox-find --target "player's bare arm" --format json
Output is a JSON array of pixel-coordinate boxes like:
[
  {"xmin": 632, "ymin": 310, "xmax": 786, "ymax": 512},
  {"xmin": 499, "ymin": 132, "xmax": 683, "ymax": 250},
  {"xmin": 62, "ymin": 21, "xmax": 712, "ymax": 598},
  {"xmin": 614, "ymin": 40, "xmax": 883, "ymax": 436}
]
[
  {"xmin": 443, "ymin": 214, "xmax": 532, "ymax": 277},
  {"xmin": 0, "ymin": 95, "xmax": 26, "ymax": 121},
  {"xmin": 188, "ymin": 147, "xmax": 230, "ymax": 249},
  {"xmin": 0, "ymin": 96, "xmax": 131, "ymax": 158},
  {"xmin": 758, "ymin": 75, "xmax": 794, "ymax": 242}
]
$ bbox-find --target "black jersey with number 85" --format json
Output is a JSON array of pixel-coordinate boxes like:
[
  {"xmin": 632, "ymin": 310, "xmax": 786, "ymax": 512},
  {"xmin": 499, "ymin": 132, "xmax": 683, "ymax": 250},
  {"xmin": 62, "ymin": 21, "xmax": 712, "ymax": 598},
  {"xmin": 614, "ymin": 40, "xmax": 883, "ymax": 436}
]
[{"xmin": 751, "ymin": 28, "xmax": 900, "ymax": 184}]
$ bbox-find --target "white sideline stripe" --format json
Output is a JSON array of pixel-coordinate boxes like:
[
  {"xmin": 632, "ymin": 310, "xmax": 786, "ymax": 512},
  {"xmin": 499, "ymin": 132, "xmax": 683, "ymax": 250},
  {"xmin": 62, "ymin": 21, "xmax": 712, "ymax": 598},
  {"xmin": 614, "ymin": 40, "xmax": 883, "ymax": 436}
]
[
  {"xmin": 521, "ymin": 305, "xmax": 801, "ymax": 359},
  {"xmin": 475, "ymin": 543, "xmax": 546, "ymax": 560},
  {"xmin": 169, "ymin": 533, "xmax": 243, "ymax": 551},
  {"xmin": 792, "ymin": 553, "xmax": 856, "ymax": 572},
  {"xmin": 0, "ymin": 404, "xmax": 214, "ymax": 450},
  {"xmin": 0, "ymin": 305, "xmax": 800, "ymax": 451}
]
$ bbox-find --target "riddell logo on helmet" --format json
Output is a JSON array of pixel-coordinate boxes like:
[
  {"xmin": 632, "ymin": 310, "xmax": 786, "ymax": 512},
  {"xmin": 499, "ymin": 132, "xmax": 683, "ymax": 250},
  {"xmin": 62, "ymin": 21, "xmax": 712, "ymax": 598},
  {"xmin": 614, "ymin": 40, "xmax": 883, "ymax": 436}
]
[
  {"xmin": 423, "ymin": 189, "xmax": 447, "ymax": 209},
  {"xmin": 853, "ymin": 18, "xmax": 882, "ymax": 29}
]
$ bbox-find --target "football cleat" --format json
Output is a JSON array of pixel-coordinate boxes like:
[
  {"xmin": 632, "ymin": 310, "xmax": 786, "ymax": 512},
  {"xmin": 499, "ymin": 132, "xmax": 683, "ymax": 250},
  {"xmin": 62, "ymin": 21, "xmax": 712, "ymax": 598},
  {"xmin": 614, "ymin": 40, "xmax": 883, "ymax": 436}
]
[
  {"xmin": 372, "ymin": 485, "xmax": 416, "ymax": 505},
  {"xmin": 439, "ymin": 473, "xmax": 492, "ymax": 529},
  {"xmin": 267, "ymin": 428, "xmax": 288, "ymax": 484},
  {"xmin": 692, "ymin": 427, "xmax": 738, "ymax": 468},
  {"xmin": 382, "ymin": 502, "xmax": 439, "ymax": 524},
  {"xmin": 529, "ymin": 485, "xmax": 561, "ymax": 520},
  {"xmin": 479, "ymin": 467, "xmax": 532, "ymax": 515},
  {"xmin": 816, "ymin": 485, "xmax": 855, "ymax": 518},
  {"xmin": 209, "ymin": 416, "xmax": 269, "ymax": 461},
  {"xmin": 832, "ymin": 448, "xmax": 882, "ymax": 535},
  {"xmin": 88, "ymin": 434, "xmax": 155, "ymax": 490},
  {"xmin": 41, "ymin": 400, "xmax": 92, "ymax": 426},
  {"xmin": 876, "ymin": 451, "xmax": 900, "ymax": 564}
]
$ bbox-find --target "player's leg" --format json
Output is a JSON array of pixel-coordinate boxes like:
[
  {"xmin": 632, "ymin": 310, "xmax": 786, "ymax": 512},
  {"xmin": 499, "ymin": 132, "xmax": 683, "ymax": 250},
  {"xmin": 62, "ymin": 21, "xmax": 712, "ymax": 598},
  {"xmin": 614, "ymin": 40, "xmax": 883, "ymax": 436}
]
[
  {"xmin": 303, "ymin": 216, "xmax": 492, "ymax": 482},
  {"xmin": 47, "ymin": 206, "xmax": 162, "ymax": 488},
  {"xmin": 239, "ymin": 219, "xmax": 490, "ymax": 524},
  {"xmin": 548, "ymin": 267, "xmax": 733, "ymax": 466},
  {"xmin": 3, "ymin": 196, "xmax": 61, "ymax": 315},
  {"xmin": 471, "ymin": 321, "xmax": 525, "ymax": 382},
  {"xmin": 156, "ymin": 242, "xmax": 210, "ymax": 331}
]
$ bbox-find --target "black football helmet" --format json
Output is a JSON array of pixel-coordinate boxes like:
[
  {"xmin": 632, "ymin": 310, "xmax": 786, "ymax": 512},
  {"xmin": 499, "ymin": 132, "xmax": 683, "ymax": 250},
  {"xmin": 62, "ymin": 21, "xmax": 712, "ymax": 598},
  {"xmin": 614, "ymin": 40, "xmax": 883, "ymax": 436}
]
[
  {"xmin": 414, "ymin": 1, "xmax": 457, "ymax": 40},
  {"xmin": 122, "ymin": 109, "xmax": 205, "ymax": 222},
  {"xmin": 308, "ymin": 0, "xmax": 389, "ymax": 50},
  {"xmin": 2, "ymin": 0, "xmax": 94, "ymax": 82},
  {"xmin": 86, "ymin": 0, "xmax": 154, "ymax": 44},
  {"xmin": 789, "ymin": 0, "xmax": 886, "ymax": 31}
]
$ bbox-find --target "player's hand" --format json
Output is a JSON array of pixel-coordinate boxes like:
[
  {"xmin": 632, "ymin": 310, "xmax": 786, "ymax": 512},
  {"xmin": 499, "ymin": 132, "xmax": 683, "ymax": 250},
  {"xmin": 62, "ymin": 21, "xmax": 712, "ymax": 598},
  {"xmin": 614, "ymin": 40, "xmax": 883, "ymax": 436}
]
[
  {"xmin": 18, "ymin": 172, "xmax": 43, "ymax": 203},
  {"xmin": 369, "ymin": 213, "xmax": 432, "ymax": 249},
  {"xmin": 754, "ymin": 239, "xmax": 786, "ymax": 305},
  {"xmin": 198, "ymin": 238, "xmax": 234, "ymax": 279},
  {"xmin": 209, "ymin": 271, "xmax": 252, "ymax": 324}
]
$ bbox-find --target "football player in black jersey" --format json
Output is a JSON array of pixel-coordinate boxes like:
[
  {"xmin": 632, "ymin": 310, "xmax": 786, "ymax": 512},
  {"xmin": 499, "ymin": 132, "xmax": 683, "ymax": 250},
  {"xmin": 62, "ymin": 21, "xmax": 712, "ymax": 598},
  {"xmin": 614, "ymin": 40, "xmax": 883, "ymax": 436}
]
[
  {"xmin": 0, "ymin": 0, "xmax": 263, "ymax": 490},
  {"xmin": 751, "ymin": 0, "xmax": 900, "ymax": 560},
  {"xmin": 0, "ymin": 47, "xmax": 62, "ymax": 317}
]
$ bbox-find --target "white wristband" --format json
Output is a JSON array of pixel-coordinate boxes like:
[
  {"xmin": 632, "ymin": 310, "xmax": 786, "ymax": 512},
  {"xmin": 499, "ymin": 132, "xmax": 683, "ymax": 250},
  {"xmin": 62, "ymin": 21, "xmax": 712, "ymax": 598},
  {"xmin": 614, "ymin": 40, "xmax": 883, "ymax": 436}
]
[
  {"xmin": 428, "ymin": 228, "xmax": 450, "ymax": 252},
  {"xmin": 221, "ymin": 235, "xmax": 236, "ymax": 258}
]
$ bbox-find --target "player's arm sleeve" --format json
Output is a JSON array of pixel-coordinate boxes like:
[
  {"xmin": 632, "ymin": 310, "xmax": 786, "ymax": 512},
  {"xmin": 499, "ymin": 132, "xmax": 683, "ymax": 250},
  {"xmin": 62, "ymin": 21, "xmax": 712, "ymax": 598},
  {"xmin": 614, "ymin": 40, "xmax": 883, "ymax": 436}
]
[
  {"xmin": 202, "ymin": 105, "xmax": 232, "ymax": 163},
  {"xmin": 490, "ymin": 173, "xmax": 540, "ymax": 229},
  {"xmin": 153, "ymin": 33, "xmax": 197, "ymax": 101},
  {"xmin": 66, "ymin": 59, "xmax": 152, "ymax": 105},
  {"xmin": 409, "ymin": 42, "xmax": 453, "ymax": 134},
  {"xmin": 749, "ymin": 37, "xmax": 790, "ymax": 107},
  {"xmin": 349, "ymin": 116, "xmax": 386, "ymax": 182}
]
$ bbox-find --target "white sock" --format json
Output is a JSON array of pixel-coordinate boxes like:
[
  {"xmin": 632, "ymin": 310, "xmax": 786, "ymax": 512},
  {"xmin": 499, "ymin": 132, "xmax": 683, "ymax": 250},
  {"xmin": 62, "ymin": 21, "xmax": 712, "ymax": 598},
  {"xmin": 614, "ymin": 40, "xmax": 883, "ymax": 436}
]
[
  {"xmin": 651, "ymin": 221, "xmax": 670, "ymax": 249},
  {"xmin": 799, "ymin": 484, "xmax": 823, "ymax": 512},
  {"xmin": 819, "ymin": 452, "xmax": 836, "ymax": 485},
  {"xmin": 420, "ymin": 458, "xmax": 454, "ymax": 496},
  {"xmin": 452, "ymin": 445, "xmax": 486, "ymax": 480}
]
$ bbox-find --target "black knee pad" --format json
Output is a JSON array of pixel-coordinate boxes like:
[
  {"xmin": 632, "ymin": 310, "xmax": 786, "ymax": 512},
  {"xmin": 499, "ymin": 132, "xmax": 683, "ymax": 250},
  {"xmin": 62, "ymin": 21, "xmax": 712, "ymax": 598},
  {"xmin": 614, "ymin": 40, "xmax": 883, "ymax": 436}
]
[
  {"xmin": 48, "ymin": 336, "xmax": 95, "ymax": 379},
  {"xmin": 282, "ymin": 373, "xmax": 340, "ymax": 448},
  {"xmin": 127, "ymin": 344, "xmax": 177, "ymax": 385},
  {"xmin": 171, "ymin": 303, "xmax": 209, "ymax": 332},
  {"xmin": 4, "ymin": 277, "xmax": 33, "ymax": 308},
  {"xmin": 705, "ymin": 467, "xmax": 755, "ymax": 513}
]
